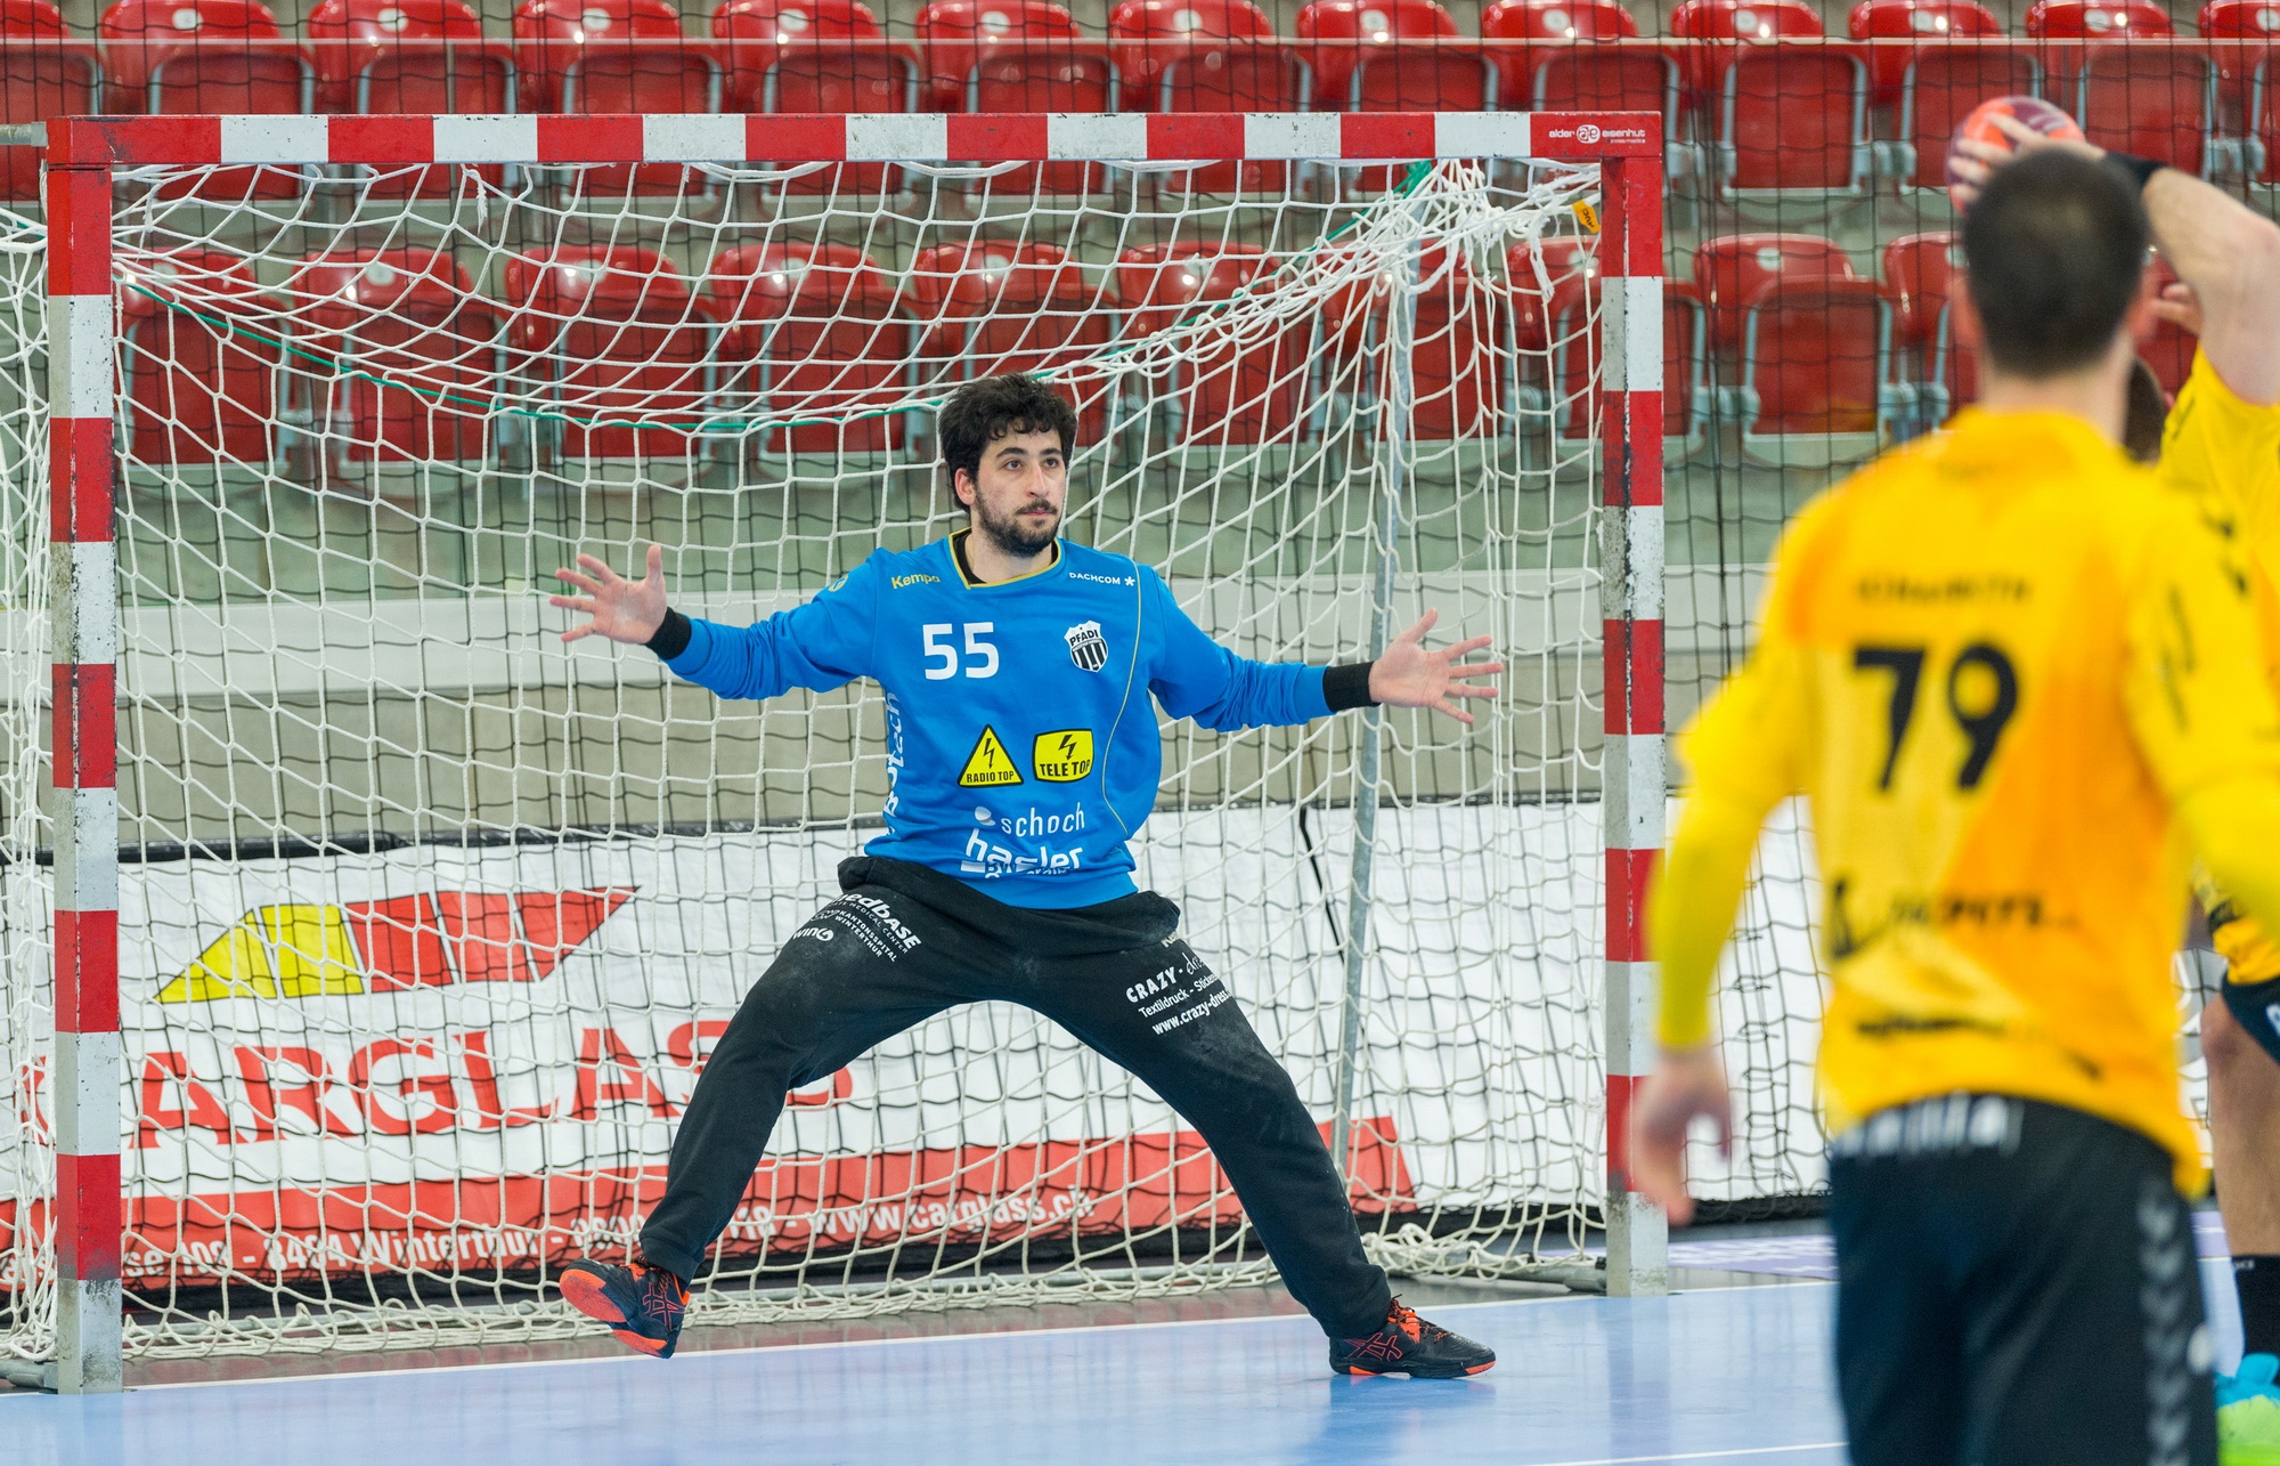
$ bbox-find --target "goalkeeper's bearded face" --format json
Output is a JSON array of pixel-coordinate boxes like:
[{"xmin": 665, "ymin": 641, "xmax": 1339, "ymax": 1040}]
[{"xmin": 959, "ymin": 427, "xmax": 1068, "ymax": 556}]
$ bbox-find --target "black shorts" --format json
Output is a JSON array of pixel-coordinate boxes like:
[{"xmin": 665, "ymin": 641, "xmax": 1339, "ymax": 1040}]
[
  {"xmin": 1828, "ymin": 1094, "xmax": 2215, "ymax": 1466},
  {"xmin": 2223, "ymin": 970, "xmax": 2280, "ymax": 1069}
]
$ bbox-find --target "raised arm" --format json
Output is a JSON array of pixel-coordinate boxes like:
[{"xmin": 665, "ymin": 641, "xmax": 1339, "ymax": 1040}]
[
  {"xmin": 2141, "ymin": 168, "xmax": 2280, "ymax": 407},
  {"xmin": 552, "ymin": 546, "xmax": 879, "ymax": 702},
  {"xmin": 1143, "ymin": 571, "xmax": 1501, "ymax": 731},
  {"xmin": 1953, "ymin": 117, "xmax": 2280, "ymax": 405}
]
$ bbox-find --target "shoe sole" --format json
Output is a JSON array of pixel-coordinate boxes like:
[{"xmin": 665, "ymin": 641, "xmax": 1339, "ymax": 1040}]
[
  {"xmin": 559, "ymin": 1270, "xmax": 629, "ymax": 1327},
  {"xmin": 561, "ymin": 1270, "xmax": 676, "ymax": 1359},
  {"xmin": 1334, "ymin": 1359, "xmax": 1497, "ymax": 1379}
]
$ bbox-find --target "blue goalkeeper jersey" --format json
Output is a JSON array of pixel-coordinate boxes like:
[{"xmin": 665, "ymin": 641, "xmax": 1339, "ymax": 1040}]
[{"xmin": 660, "ymin": 533, "xmax": 1336, "ymax": 908}]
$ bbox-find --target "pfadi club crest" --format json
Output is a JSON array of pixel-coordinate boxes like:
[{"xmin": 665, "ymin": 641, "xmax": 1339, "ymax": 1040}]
[{"xmin": 1065, "ymin": 620, "xmax": 1107, "ymax": 672}]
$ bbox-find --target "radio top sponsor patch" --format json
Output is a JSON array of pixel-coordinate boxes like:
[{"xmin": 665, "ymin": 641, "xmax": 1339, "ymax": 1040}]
[
  {"xmin": 957, "ymin": 726, "xmax": 1024, "ymax": 787},
  {"xmin": 1032, "ymin": 729, "xmax": 1094, "ymax": 783}
]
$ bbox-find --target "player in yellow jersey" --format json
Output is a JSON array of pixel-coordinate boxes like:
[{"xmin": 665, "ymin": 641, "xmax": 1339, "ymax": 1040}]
[
  {"xmin": 1958, "ymin": 120, "xmax": 2280, "ymax": 1465},
  {"xmin": 1631, "ymin": 149, "xmax": 2280, "ymax": 1465}
]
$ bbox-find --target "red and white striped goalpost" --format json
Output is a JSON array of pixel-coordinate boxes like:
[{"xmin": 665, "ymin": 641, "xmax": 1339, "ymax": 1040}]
[
  {"xmin": 36, "ymin": 109, "xmax": 1666, "ymax": 1388},
  {"xmin": 1599, "ymin": 145, "xmax": 1669, "ymax": 1299}
]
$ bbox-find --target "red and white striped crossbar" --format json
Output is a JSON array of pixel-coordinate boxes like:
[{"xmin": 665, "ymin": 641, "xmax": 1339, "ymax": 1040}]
[
  {"xmin": 1597, "ymin": 154, "xmax": 1668, "ymax": 1298},
  {"xmin": 46, "ymin": 110, "xmax": 1660, "ymax": 167}
]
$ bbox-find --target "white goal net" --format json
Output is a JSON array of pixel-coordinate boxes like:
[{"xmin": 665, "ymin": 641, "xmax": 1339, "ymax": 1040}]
[{"xmin": 0, "ymin": 141, "xmax": 1827, "ymax": 1364}]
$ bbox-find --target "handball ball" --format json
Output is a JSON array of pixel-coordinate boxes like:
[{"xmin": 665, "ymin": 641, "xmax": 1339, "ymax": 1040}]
[{"xmin": 1946, "ymin": 95, "xmax": 2085, "ymax": 210}]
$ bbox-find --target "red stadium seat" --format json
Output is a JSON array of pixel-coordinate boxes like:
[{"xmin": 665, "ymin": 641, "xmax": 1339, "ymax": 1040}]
[
  {"xmin": 1107, "ymin": 0, "xmax": 1306, "ymax": 191},
  {"xmin": 1482, "ymin": 0, "xmax": 1639, "ymax": 39},
  {"xmin": 715, "ymin": 0, "xmax": 912, "ymax": 108},
  {"xmin": 1669, "ymin": 0, "xmax": 1868, "ymax": 194},
  {"xmin": 1509, "ymin": 239, "xmax": 1710, "ymax": 461},
  {"xmin": 917, "ymin": 0, "xmax": 1115, "ymax": 192},
  {"xmin": 99, "ymin": 0, "xmax": 310, "ymax": 106},
  {"xmin": 119, "ymin": 251, "xmax": 278, "ymax": 467},
  {"xmin": 1882, "ymin": 230, "xmax": 1967, "ymax": 425},
  {"xmin": 1717, "ymin": 44, "xmax": 1873, "ymax": 193},
  {"xmin": 503, "ymin": 247, "xmax": 716, "ymax": 463},
  {"xmin": 2201, "ymin": 2, "xmax": 2278, "ymax": 167},
  {"xmin": 306, "ymin": 0, "xmax": 507, "ymax": 111},
  {"xmin": 1671, "ymin": 0, "xmax": 1825, "ymax": 38},
  {"xmin": 708, "ymin": 243, "xmax": 910, "ymax": 456},
  {"xmin": 2202, "ymin": 0, "xmax": 2280, "ymax": 30},
  {"xmin": 1694, "ymin": 233, "xmax": 1856, "ymax": 350},
  {"xmin": 2024, "ymin": 0, "xmax": 2173, "ymax": 34},
  {"xmin": 918, "ymin": 0, "xmax": 1096, "ymax": 107},
  {"xmin": 1116, "ymin": 245, "xmax": 1307, "ymax": 446},
  {"xmin": 1894, "ymin": 41, "xmax": 2043, "ymax": 188},
  {"xmin": 0, "ymin": 0, "xmax": 99, "ymax": 202},
  {"xmin": 1670, "ymin": 0, "xmax": 1823, "ymax": 90},
  {"xmin": 287, "ymin": 248, "xmax": 499, "ymax": 471},
  {"xmin": 516, "ymin": 0, "xmax": 721, "ymax": 194},
  {"xmin": 1323, "ymin": 245, "xmax": 1504, "ymax": 439},
  {"xmin": 0, "ymin": 1, "xmax": 66, "ymax": 39},
  {"xmin": 2074, "ymin": 43, "xmax": 2224, "ymax": 174},
  {"xmin": 1107, "ymin": 0, "xmax": 1300, "ymax": 107},
  {"xmin": 1296, "ymin": 0, "xmax": 1486, "ymax": 111},
  {"xmin": 307, "ymin": 0, "xmax": 511, "ymax": 199},
  {"xmin": 907, "ymin": 243, "xmax": 1113, "ymax": 436},
  {"xmin": 1849, "ymin": 0, "xmax": 2000, "ymax": 37},
  {"xmin": 515, "ymin": 0, "xmax": 717, "ymax": 109},
  {"xmin": 1542, "ymin": 278, "xmax": 1710, "ymax": 462},
  {"xmin": 1847, "ymin": 0, "xmax": 2000, "ymax": 96},
  {"xmin": 1298, "ymin": 0, "xmax": 1492, "ymax": 191},
  {"xmin": 100, "ymin": 0, "xmax": 313, "ymax": 111},
  {"xmin": 101, "ymin": 0, "xmax": 314, "ymax": 199},
  {"xmin": 1736, "ymin": 275, "xmax": 1897, "ymax": 466},
  {"xmin": 714, "ymin": 0, "xmax": 916, "ymax": 194}
]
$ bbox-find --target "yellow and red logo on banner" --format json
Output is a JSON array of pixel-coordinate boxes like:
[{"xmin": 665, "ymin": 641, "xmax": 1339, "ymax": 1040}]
[{"xmin": 158, "ymin": 889, "xmax": 635, "ymax": 1002}]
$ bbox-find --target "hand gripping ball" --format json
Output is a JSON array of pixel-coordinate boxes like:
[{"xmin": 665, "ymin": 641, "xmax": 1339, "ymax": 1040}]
[{"xmin": 1946, "ymin": 95, "xmax": 2087, "ymax": 211}]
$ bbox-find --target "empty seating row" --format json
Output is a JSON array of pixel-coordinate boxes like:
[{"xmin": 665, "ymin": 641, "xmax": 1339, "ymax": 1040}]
[
  {"xmin": 10, "ymin": 7, "xmax": 2279, "ymax": 200},
  {"xmin": 123, "ymin": 240, "xmax": 1402, "ymax": 470},
  {"xmin": 130, "ymin": 228, "xmax": 2162, "ymax": 482}
]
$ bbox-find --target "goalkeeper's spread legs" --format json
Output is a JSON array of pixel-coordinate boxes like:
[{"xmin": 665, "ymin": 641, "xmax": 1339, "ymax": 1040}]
[{"xmin": 558, "ymin": 854, "xmax": 1491, "ymax": 1376}]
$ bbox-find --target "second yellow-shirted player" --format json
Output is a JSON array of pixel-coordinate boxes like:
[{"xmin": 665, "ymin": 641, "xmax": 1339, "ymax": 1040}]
[
  {"xmin": 1632, "ymin": 150, "xmax": 2280, "ymax": 1466},
  {"xmin": 2167, "ymin": 357, "xmax": 2280, "ymax": 1004}
]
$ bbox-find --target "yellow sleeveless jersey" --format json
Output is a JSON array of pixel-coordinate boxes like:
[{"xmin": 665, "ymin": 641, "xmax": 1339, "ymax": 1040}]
[
  {"xmin": 2160, "ymin": 352, "xmax": 2280, "ymax": 984},
  {"xmin": 1681, "ymin": 409, "xmax": 2280, "ymax": 1184}
]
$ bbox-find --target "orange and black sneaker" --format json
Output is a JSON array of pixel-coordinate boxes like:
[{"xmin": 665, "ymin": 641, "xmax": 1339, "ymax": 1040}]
[
  {"xmin": 559, "ymin": 1257, "xmax": 690, "ymax": 1359},
  {"xmin": 1329, "ymin": 1298, "xmax": 1496, "ymax": 1379}
]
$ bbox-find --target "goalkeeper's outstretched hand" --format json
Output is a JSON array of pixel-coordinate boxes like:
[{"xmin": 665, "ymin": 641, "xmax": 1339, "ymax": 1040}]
[
  {"xmin": 553, "ymin": 545, "xmax": 667, "ymax": 645},
  {"xmin": 1367, "ymin": 610, "xmax": 1504, "ymax": 724}
]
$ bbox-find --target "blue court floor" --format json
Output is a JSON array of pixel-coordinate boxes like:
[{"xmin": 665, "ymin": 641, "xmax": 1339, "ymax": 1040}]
[{"xmin": 8, "ymin": 1284, "xmax": 1852, "ymax": 1466}]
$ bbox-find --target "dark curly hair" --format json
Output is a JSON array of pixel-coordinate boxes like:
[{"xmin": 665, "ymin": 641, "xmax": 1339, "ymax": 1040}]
[{"xmin": 938, "ymin": 374, "xmax": 1078, "ymax": 502}]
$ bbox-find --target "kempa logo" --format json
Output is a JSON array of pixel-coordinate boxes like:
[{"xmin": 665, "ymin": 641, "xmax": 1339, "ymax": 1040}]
[
  {"xmin": 159, "ymin": 889, "xmax": 634, "ymax": 1003},
  {"xmin": 1065, "ymin": 620, "xmax": 1108, "ymax": 672},
  {"xmin": 889, "ymin": 573, "xmax": 941, "ymax": 589}
]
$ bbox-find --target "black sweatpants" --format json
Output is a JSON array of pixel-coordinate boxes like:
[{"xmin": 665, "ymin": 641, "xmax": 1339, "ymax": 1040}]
[
  {"xmin": 1828, "ymin": 1094, "xmax": 2216, "ymax": 1466},
  {"xmin": 638, "ymin": 855, "xmax": 1396, "ymax": 1339}
]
